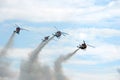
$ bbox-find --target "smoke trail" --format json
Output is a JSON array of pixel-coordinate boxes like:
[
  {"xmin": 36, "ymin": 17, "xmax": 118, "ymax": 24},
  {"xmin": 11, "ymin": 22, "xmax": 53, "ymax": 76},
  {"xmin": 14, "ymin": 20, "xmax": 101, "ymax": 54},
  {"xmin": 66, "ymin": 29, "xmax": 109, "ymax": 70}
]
[
  {"xmin": 19, "ymin": 60, "xmax": 53, "ymax": 80},
  {"xmin": 29, "ymin": 35, "xmax": 55, "ymax": 62},
  {"xmin": 118, "ymin": 68, "xmax": 120, "ymax": 73},
  {"xmin": 57, "ymin": 49, "xmax": 79, "ymax": 62},
  {"xmin": 0, "ymin": 57, "xmax": 13, "ymax": 79},
  {"xmin": 54, "ymin": 48, "xmax": 79, "ymax": 80},
  {"xmin": 0, "ymin": 32, "xmax": 16, "ymax": 79},
  {"xmin": 0, "ymin": 32, "xmax": 15, "ymax": 56},
  {"xmin": 19, "ymin": 35, "xmax": 55, "ymax": 80}
]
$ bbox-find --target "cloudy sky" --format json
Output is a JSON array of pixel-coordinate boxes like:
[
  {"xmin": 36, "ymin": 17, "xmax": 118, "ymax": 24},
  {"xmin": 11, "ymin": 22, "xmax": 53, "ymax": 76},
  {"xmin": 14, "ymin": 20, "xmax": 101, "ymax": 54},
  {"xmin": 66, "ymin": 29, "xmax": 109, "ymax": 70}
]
[{"xmin": 0, "ymin": 0, "xmax": 120, "ymax": 80}]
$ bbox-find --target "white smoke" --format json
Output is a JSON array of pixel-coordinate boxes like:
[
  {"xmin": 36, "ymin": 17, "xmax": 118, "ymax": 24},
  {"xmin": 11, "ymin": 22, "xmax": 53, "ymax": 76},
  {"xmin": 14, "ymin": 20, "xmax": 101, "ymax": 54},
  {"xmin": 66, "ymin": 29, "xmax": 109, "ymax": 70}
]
[
  {"xmin": 54, "ymin": 49, "xmax": 79, "ymax": 80},
  {"xmin": 0, "ymin": 32, "xmax": 80, "ymax": 80},
  {"xmin": 0, "ymin": 32, "xmax": 16, "ymax": 79},
  {"xmin": 19, "ymin": 35, "xmax": 55, "ymax": 80},
  {"xmin": 29, "ymin": 36, "xmax": 55, "ymax": 62},
  {"xmin": 0, "ymin": 32, "xmax": 15, "ymax": 56}
]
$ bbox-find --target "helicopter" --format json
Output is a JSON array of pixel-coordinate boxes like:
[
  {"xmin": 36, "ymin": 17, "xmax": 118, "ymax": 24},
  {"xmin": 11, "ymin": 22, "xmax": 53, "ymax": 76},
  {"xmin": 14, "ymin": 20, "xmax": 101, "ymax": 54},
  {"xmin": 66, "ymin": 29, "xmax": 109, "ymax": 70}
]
[
  {"xmin": 77, "ymin": 40, "xmax": 95, "ymax": 50},
  {"xmin": 53, "ymin": 26, "xmax": 68, "ymax": 38},
  {"xmin": 42, "ymin": 36, "xmax": 50, "ymax": 42},
  {"xmin": 13, "ymin": 24, "xmax": 29, "ymax": 34}
]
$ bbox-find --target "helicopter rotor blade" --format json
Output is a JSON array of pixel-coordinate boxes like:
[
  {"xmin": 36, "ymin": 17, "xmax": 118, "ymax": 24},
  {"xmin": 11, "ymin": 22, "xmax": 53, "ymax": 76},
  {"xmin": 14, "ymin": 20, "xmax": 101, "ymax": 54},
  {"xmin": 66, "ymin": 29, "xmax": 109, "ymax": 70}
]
[
  {"xmin": 15, "ymin": 24, "xmax": 20, "ymax": 27},
  {"xmin": 14, "ymin": 24, "xmax": 29, "ymax": 31},
  {"xmin": 62, "ymin": 34, "xmax": 66, "ymax": 36},
  {"xmin": 61, "ymin": 32, "xmax": 69, "ymax": 35},
  {"xmin": 87, "ymin": 44, "xmax": 95, "ymax": 48},
  {"xmin": 62, "ymin": 32, "xmax": 69, "ymax": 36},
  {"xmin": 62, "ymin": 32, "xmax": 69, "ymax": 35},
  {"xmin": 13, "ymin": 24, "xmax": 19, "ymax": 28},
  {"xmin": 20, "ymin": 28, "xmax": 29, "ymax": 31},
  {"xmin": 54, "ymin": 26, "xmax": 59, "ymax": 31}
]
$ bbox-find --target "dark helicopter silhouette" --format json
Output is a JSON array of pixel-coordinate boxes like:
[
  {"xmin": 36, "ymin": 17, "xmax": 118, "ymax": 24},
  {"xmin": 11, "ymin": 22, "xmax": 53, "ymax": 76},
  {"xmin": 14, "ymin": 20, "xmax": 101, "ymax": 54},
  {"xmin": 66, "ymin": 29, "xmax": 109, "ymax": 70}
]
[
  {"xmin": 13, "ymin": 24, "xmax": 29, "ymax": 34},
  {"xmin": 77, "ymin": 40, "xmax": 95, "ymax": 50},
  {"xmin": 53, "ymin": 26, "xmax": 68, "ymax": 38},
  {"xmin": 42, "ymin": 36, "xmax": 50, "ymax": 42}
]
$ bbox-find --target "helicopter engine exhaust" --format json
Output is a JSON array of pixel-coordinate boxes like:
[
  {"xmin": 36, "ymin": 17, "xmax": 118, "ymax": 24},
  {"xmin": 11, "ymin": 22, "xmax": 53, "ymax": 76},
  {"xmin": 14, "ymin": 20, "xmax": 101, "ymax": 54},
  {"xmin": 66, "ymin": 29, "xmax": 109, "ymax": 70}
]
[
  {"xmin": 54, "ymin": 48, "xmax": 79, "ymax": 80},
  {"xmin": 0, "ymin": 32, "xmax": 16, "ymax": 79},
  {"xmin": 19, "ymin": 35, "xmax": 55, "ymax": 80}
]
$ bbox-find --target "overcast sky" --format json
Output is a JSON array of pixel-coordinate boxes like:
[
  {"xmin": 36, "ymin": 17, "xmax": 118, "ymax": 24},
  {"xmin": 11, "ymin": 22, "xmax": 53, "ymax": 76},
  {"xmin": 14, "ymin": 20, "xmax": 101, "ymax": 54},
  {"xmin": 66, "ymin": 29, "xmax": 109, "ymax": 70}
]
[{"xmin": 0, "ymin": 0, "xmax": 120, "ymax": 80}]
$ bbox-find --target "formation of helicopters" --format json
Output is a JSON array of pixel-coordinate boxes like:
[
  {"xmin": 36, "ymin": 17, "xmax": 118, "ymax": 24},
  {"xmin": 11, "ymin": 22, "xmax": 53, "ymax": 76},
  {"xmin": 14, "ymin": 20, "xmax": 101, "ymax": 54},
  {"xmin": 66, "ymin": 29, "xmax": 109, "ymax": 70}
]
[{"xmin": 13, "ymin": 24, "xmax": 95, "ymax": 50}]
